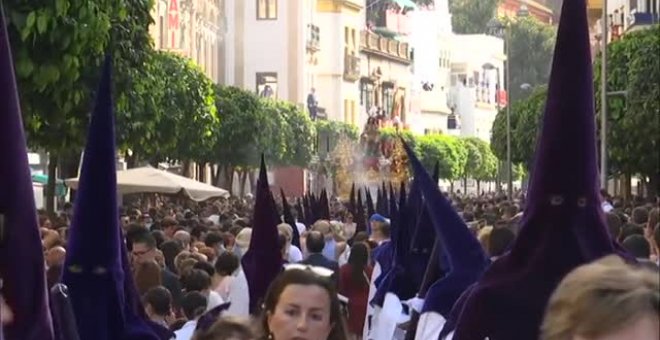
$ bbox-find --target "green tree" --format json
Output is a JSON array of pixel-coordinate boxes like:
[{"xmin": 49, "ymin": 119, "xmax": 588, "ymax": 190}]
[
  {"xmin": 415, "ymin": 134, "xmax": 468, "ymax": 182},
  {"xmin": 154, "ymin": 51, "xmax": 217, "ymax": 173},
  {"xmin": 461, "ymin": 137, "xmax": 483, "ymax": 191},
  {"xmin": 379, "ymin": 127, "xmax": 416, "ymax": 149},
  {"xmin": 508, "ymin": 16, "xmax": 556, "ymax": 102},
  {"xmin": 111, "ymin": 0, "xmax": 164, "ymax": 167},
  {"xmin": 277, "ymin": 102, "xmax": 315, "ymax": 168},
  {"xmin": 594, "ymin": 25, "xmax": 660, "ymax": 197},
  {"xmin": 212, "ymin": 86, "xmax": 292, "ymax": 194},
  {"xmin": 463, "ymin": 137, "xmax": 498, "ymax": 192},
  {"xmin": 315, "ymin": 120, "xmax": 359, "ymax": 158},
  {"xmin": 449, "ymin": 0, "xmax": 499, "ymax": 34},
  {"xmin": 6, "ymin": 0, "xmax": 114, "ymax": 213},
  {"xmin": 491, "ymin": 85, "xmax": 547, "ymax": 170}
]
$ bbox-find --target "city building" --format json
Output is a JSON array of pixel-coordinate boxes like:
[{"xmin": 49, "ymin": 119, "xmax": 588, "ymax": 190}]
[
  {"xmin": 359, "ymin": 0, "xmax": 414, "ymax": 129},
  {"xmin": 588, "ymin": 0, "xmax": 659, "ymax": 59},
  {"xmin": 315, "ymin": 0, "xmax": 365, "ymax": 124},
  {"xmin": 408, "ymin": 0, "xmax": 453, "ymax": 135},
  {"xmin": 499, "ymin": 0, "xmax": 554, "ymax": 24},
  {"xmin": 149, "ymin": 0, "xmax": 224, "ymax": 82},
  {"xmin": 219, "ymin": 0, "xmax": 322, "ymax": 195},
  {"xmin": 603, "ymin": 0, "xmax": 659, "ymax": 39},
  {"xmin": 221, "ymin": 0, "xmax": 317, "ymax": 104},
  {"xmin": 449, "ymin": 34, "xmax": 505, "ymax": 142}
]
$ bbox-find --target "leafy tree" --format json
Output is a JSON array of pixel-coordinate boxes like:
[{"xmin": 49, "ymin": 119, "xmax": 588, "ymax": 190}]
[
  {"xmin": 594, "ymin": 25, "xmax": 660, "ymax": 197},
  {"xmin": 379, "ymin": 127, "xmax": 416, "ymax": 149},
  {"xmin": 462, "ymin": 137, "xmax": 498, "ymax": 192},
  {"xmin": 461, "ymin": 137, "xmax": 483, "ymax": 190},
  {"xmin": 508, "ymin": 16, "xmax": 556, "ymax": 102},
  {"xmin": 415, "ymin": 134, "xmax": 467, "ymax": 181},
  {"xmin": 111, "ymin": 0, "xmax": 163, "ymax": 167},
  {"xmin": 6, "ymin": 0, "xmax": 114, "ymax": 212},
  {"xmin": 212, "ymin": 86, "xmax": 264, "ymax": 189},
  {"xmin": 213, "ymin": 86, "xmax": 304, "ymax": 193},
  {"xmin": 154, "ymin": 51, "xmax": 217, "ymax": 172},
  {"xmin": 315, "ymin": 120, "xmax": 359, "ymax": 158},
  {"xmin": 259, "ymin": 99, "xmax": 291, "ymax": 166},
  {"xmin": 449, "ymin": 0, "xmax": 499, "ymax": 34},
  {"xmin": 277, "ymin": 102, "xmax": 315, "ymax": 168},
  {"xmin": 491, "ymin": 85, "xmax": 547, "ymax": 170}
]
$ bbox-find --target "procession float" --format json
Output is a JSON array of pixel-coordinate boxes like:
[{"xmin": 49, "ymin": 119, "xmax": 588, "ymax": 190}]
[{"xmin": 328, "ymin": 117, "xmax": 410, "ymax": 200}]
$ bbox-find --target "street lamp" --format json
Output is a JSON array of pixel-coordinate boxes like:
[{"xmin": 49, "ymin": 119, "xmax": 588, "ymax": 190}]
[
  {"xmin": 483, "ymin": 62, "xmax": 503, "ymax": 193},
  {"xmin": 486, "ymin": 8, "xmax": 528, "ymax": 199}
]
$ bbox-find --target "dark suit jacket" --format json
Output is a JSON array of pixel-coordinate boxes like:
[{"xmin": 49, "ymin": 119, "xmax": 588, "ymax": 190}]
[
  {"xmin": 161, "ymin": 268, "xmax": 183, "ymax": 308},
  {"xmin": 302, "ymin": 253, "xmax": 339, "ymax": 285}
]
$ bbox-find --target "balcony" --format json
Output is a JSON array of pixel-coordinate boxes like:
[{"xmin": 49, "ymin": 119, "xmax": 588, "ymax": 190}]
[
  {"xmin": 307, "ymin": 24, "xmax": 320, "ymax": 52},
  {"xmin": 360, "ymin": 30, "xmax": 411, "ymax": 64},
  {"xmin": 343, "ymin": 53, "xmax": 361, "ymax": 82},
  {"xmin": 626, "ymin": 10, "xmax": 660, "ymax": 32}
]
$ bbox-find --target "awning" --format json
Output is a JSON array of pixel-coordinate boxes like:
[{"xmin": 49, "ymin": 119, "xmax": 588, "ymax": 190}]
[
  {"xmin": 31, "ymin": 173, "xmax": 67, "ymax": 197},
  {"xmin": 65, "ymin": 167, "xmax": 230, "ymax": 201}
]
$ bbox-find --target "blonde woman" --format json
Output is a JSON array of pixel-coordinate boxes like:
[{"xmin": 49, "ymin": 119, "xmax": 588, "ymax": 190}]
[
  {"xmin": 277, "ymin": 223, "xmax": 303, "ymax": 263},
  {"xmin": 542, "ymin": 255, "xmax": 659, "ymax": 340}
]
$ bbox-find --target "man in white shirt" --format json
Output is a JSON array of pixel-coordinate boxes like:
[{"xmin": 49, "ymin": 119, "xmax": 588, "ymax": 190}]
[
  {"xmin": 175, "ymin": 291, "xmax": 207, "ymax": 340},
  {"xmin": 182, "ymin": 269, "xmax": 225, "ymax": 312}
]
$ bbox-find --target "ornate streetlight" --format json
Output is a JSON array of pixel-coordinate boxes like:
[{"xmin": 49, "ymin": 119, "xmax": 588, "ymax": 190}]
[{"xmin": 486, "ymin": 6, "xmax": 528, "ymax": 199}]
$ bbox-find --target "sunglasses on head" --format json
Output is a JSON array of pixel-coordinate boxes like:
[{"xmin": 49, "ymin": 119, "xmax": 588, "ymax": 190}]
[{"xmin": 283, "ymin": 263, "xmax": 334, "ymax": 278}]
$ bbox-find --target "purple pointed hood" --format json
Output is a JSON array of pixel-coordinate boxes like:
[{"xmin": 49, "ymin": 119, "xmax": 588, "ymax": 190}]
[
  {"xmin": 195, "ymin": 302, "xmax": 231, "ymax": 333},
  {"xmin": 406, "ymin": 171, "xmax": 434, "ymax": 291},
  {"xmin": 365, "ymin": 188, "xmax": 375, "ymax": 219},
  {"xmin": 61, "ymin": 56, "xmax": 157, "ymax": 340},
  {"xmin": 0, "ymin": 5, "xmax": 54, "ymax": 338},
  {"xmin": 318, "ymin": 189, "xmax": 331, "ymax": 220},
  {"xmin": 451, "ymin": 1, "xmax": 622, "ymax": 338},
  {"xmin": 302, "ymin": 195, "xmax": 313, "ymax": 226},
  {"xmin": 355, "ymin": 189, "xmax": 367, "ymax": 235},
  {"xmin": 241, "ymin": 155, "xmax": 282, "ymax": 314},
  {"xmin": 348, "ymin": 183, "xmax": 356, "ymax": 217},
  {"xmin": 280, "ymin": 188, "xmax": 301, "ymax": 249},
  {"xmin": 372, "ymin": 182, "xmax": 418, "ymax": 306},
  {"xmin": 403, "ymin": 141, "xmax": 489, "ymax": 317},
  {"xmin": 294, "ymin": 198, "xmax": 305, "ymax": 227}
]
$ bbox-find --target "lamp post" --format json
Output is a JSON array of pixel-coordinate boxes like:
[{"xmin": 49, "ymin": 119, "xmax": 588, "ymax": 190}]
[
  {"xmin": 483, "ymin": 62, "xmax": 502, "ymax": 194},
  {"xmin": 600, "ymin": 0, "xmax": 609, "ymax": 189},
  {"xmin": 487, "ymin": 6, "xmax": 528, "ymax": 200}
]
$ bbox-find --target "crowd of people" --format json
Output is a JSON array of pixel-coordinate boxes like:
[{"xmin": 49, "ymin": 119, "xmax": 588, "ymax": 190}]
[{"xmin": 29, "ymin": 184, "xmax": 659, "ymax": 340}]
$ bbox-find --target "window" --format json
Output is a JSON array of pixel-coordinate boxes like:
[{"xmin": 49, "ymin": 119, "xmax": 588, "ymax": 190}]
[
  {"xmin": 256, "ymin": 72, "xmax": 278, "ymax": 98},
  {"xmin": 257, "ymin": 0, "xmax": 277, "ymax": 20},
  {"xmin": 360, "ymin": 79, "xmax": 374, "ymax": 110},
  {"xmin": 382, "ymin": 82, "xmax": 395, "ymax": 117}
]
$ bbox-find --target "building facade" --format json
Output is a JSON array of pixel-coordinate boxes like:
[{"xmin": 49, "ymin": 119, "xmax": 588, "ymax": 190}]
[
  {"xmin": 603, "ymin": 0, "xmax": 660, "ymax": 38},
  {"xmin": 220, "ymin": 0, "xmax": 324, "ymax": 195},
  {"xmin": 221, "ymin": 0, "xmax": 318, "ymax": 104},
  {"xmin": 315, "ymin": 0, "xmax": 365, "ymax": 124},
  {"xmin": 359, "ymin": 1, "xmax": 414, "ymax": 130},
  {"xmin": 408, "ymin": 0, "xmax": 453, "ymax": 135},
  {"xmin": 499, "ymin": 0, "xmax": 554, "ymax": 24},
  {"xmin": 449, "ymin": 34, "xmax": 505, "ymax": 142},
  {"xmin": 149, "ymin": 0, "xmax": 224, "ymax": 82}
]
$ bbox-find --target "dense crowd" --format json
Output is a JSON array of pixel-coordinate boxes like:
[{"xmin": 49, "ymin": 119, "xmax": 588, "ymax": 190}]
[{"xmin": 29, "ymin": 189, "xmax": 659, "ymax": 340}]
